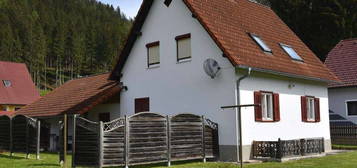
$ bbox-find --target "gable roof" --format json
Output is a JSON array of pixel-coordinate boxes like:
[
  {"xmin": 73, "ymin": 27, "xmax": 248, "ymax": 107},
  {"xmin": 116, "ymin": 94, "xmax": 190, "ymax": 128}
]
[
  {"xmin": 325, "ymin": 38, "xmax": 357, "ymax": 88},
  {"xmin": 16, "ymin": 73, "xmax": 121, "ymax": 117},
  {"xmin": 110, "ymin": 0, "xmax": 338, "ymax": 82},
  {"xmin": 0, "ymin": 61, "xmax": 40, "ymax": 105}
]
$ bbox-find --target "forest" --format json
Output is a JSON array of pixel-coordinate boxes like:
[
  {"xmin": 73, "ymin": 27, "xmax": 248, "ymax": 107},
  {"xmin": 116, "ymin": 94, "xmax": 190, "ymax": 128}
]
[
  {"xmin": 0, "ymin": 0, "xmax": 355, "ymax": 91},
  {"xmin": 0, "ymin": 0, "xmax": 131, "ymax": 90}
]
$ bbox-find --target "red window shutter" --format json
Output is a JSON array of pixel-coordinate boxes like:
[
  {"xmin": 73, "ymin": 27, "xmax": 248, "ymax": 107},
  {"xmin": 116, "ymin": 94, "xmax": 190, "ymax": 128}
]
[
  {"xmin": 314, "ymin": 98, "xmax": 320, "ymax": 122},
  {"xmin": 301, "ymin": 96, "xmax": 307, "ymax": 122},
  {"xmin": 273, "ymin": 93, "xmax": 280, "ymax": 122},
  {"xmin": 254, "ymin": 91, "xmax": 262, "ymax": 121},
  {"xmin": 135, "ymin": 98, "xmax": 150, "ymax": 113}
]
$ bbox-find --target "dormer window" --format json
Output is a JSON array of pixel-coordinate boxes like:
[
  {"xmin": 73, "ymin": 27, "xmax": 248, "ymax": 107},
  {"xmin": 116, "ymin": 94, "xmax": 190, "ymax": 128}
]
[
  {"xmin": 2, "ymin": 80, "xmax": 11, "ymax": 87},
  {"xmin": 280, "ymin": 44, "xmax": 303, "ymax": 61},
  {"xmin": 250, "ymin": 34, "xmax": 272, "ymax": 53},
  {"xmin": 146, "ymin": 41, "xmax": 160, "ymax": 67}
]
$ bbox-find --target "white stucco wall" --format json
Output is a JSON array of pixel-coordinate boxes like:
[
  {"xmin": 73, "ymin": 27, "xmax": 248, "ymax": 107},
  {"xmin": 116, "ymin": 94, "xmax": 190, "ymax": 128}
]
[
  {"xmin": 329, "ymin": 87, "xmax": 357, "ymax": 124},
  {"xmin": 86, "ymin": 103, "xmax": 121, "ymax": 121},
  {"xmin": 239, "ymin": 73, "xmax": 331, "ymax": 146},
  {"xmin": 119, "ymin": 0, "xmax": 331, "ymax": 155}
]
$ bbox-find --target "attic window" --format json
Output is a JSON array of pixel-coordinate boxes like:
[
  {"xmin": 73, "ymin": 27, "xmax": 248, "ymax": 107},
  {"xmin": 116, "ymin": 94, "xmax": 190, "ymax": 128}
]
[
  {"xmin": 280, "ymin": 44, "xmax": 303, "ymax": 61},
  {"xmin": 250, "ymin": 34, "xmax": 272, "ymax": 53},
  {"xmin": 2, "ymin": 80, "xmax": 11, "ymax": 87}
]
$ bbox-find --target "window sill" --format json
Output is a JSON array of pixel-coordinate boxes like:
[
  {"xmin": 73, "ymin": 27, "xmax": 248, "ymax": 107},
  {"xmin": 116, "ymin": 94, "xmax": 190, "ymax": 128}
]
[
  {"xmin": 256, "ymin": 120, "xmax": 278, "ymax": 123},
  {"xmin": 177, "ymin": 58, "xmax": 192, "ymax": 64},
  {"xmin": 148, "ymin": 64, "xmax": 160, "ymax": 69}
]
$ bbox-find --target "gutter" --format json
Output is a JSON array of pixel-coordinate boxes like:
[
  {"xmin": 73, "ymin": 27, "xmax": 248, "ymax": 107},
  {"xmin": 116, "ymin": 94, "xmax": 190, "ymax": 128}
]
[{"xmin": 235, "ymin": 67, "xmax": 251, "ymax": 163}]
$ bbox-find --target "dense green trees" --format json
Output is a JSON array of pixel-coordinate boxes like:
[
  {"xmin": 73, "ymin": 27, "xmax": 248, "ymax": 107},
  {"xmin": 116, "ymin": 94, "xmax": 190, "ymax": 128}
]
[{"xmin": 0, "ymin": 0, "xmax": 131, "ymax": 89}]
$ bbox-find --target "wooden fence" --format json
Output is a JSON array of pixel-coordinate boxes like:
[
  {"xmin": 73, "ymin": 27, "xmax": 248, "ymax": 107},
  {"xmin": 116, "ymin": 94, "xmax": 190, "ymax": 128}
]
[
  {"xmin": 252, "ymin": 138, "xmax": 324, "ymax": 159},
  {"xmin": 0, "ymin": 115, "xmax": 41, "ymax": 159},
  {"xmin": 330, "ymin": 125, "xmax": 357, "ymax": 145},
  {"xmin": 73, "ymin": 113, "xmax": 219, "ymax": 168}
]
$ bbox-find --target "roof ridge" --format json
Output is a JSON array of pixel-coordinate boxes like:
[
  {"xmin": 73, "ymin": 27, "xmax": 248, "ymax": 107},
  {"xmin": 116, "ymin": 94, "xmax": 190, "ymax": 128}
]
[
  {"xmin": 245, "ymin": 0, "xmax": 271, "ymax": 9},
  {"xmin": 71, "ymin": 72, "xmax": 111, "ymax": 81},
  {"xmin": 0, "ymin": 61, "xmax": 26, "ymax": 65},
  {"xmin": 341, "ymin": 37, "xmax": 357, "ymax": 42}
]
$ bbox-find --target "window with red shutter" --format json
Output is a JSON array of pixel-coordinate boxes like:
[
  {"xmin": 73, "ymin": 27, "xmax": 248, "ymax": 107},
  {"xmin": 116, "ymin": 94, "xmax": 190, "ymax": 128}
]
[
  {"xmin": 314, "ymin": 98, "xmax": 320, "ymax": 122},
  {"xmin": 301, "ymin": 96, "xmax": 308, "ymax": 122},
  {"xmin": 135, "ymin": 97, "xmax": 150, "ymax": 113},
  {"xmin": 254, "ymin": 91, "xmax": 262, "ymax": 121},
  {"xmin": 273, "ymin": 93, "xmax": 280, "ymax": 121}
]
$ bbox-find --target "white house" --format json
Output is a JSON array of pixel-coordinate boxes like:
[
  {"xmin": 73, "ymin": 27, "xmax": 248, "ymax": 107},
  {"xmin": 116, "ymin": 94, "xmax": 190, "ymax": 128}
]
[
  {"xmin": 109, "ymin": 0, "xmax": 338, "ymax": 161},
  {"xmin": 325, "ymin": 38, "xmax": 357, "ymax": 125}
]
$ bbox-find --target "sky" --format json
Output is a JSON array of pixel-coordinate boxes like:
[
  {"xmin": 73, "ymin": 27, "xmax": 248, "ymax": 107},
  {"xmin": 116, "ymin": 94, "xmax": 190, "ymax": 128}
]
[{"xmin": 97, "ymin": 0, "xmax": 143, "ymax": 18}]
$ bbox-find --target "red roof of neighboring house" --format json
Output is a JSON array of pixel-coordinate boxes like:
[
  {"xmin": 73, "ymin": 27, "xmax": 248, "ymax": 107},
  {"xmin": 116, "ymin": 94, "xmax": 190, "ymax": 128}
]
[
  {"xmin": 0, "ymin": 61, "xmax": 40, "ymax": 105},
  {"xmin": 0, "ymin": 111, "xmax": 15, "ymax": 117},
  {"xmin": 325, "ymin": 38, "xmax": 357, "ymax": 88},
  {"xmin": 110, "ymin": 0, "xmax": 338, "ymax": 82},
  {"xmin": 16, "ymin": 73, "xmax": 121, "ymax": 117}
]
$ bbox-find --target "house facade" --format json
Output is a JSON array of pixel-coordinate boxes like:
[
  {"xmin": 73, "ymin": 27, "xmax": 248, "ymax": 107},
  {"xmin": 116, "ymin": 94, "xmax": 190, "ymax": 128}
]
[
  {"xmin": 0, "ymin": 61, "xmax": 40, "ymax": 115},
  {"xmin": 325, "ymin": 38, "xmax": 357, "ymax": 125},
  {"xmin": 110, "ymin": 0, "xmax": 338, "ymax": 161}
]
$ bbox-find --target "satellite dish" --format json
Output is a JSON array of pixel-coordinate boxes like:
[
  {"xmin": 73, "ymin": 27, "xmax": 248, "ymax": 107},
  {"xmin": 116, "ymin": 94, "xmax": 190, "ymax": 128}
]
[{"xmin": 203, "ymin": 59, "xmax": 221, "ymax": 79}]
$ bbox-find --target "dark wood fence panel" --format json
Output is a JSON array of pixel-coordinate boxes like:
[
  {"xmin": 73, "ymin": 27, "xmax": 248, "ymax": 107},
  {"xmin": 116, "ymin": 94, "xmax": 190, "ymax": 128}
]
[
  {"xmin": 170, "ymin": 114, "xmax": 203, "ymax": 161},
  {"xmin": 253, "ymin": 138, "xmax": 324, "ymax": 159},
  {"xmin": 0, "ymin": 116, "xmax": 10, "ymax": 151},
  {"xmin": 73, "ymin": 113, "xmax": 219, "ymax": 168},
  {"xmin": 12, "ymin": 115, "xmax": 27, "ymax": 153},
  {"xmin": 74, "ymin": 117, "xmax": 100, "ymax": 166},
  {"xmin": 330, "ymin": 125, "xmax": 357, "ymax": 145},
  {"xmin": 103, "ymin": 118, "xmax": 125, "ymax": 167},
  {"xmin": 128, "ymin": 113, "xmax": 168, "ymax": 165}
]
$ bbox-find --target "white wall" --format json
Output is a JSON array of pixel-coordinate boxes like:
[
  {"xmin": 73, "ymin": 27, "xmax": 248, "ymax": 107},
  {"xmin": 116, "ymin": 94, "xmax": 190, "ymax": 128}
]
[
  {"xmin": 86, "ymin": 103, "xmax": 121, "ymax": 121},
  {"xmin": 329, "ymin": 87, "xmax": 357, "ymax": 124},
  {"xmin": 120, "ymin": 0, "xmax": 237, "ymax": 146},
  {"xmin": 239, "ymin": 73, "xmax": 331, "ymax": 145}
]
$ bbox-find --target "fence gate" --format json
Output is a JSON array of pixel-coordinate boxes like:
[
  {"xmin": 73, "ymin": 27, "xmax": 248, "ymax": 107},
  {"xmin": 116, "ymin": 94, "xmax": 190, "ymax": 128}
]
[
  {"xmin": 0, "ymin": 116, "xmax": 10, "ymax": 151},
  {"xmin": 73, "ymin": 113, "xmax": 219, "ymax": 168}
]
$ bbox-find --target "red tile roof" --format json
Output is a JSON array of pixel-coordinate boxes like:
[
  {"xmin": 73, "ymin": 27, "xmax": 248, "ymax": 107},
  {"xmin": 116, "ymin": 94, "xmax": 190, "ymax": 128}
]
[
  {"xmin": 16, "ymin": 73, "xmax": 121, "ymax": 117},
  {"xmin": 325, "ymin": 38, "xmax": 357, "ymax": 88},
  {"xmin": 0, "ymin": 111, "xmax": 15, "ymax": 117},
  {"xmin": 111, "ymin": 0, "xmax": 338, "ymax": 82},
  {"xmin": 0, "ymin": 61, "xmax": 40, "ymax": 105}
]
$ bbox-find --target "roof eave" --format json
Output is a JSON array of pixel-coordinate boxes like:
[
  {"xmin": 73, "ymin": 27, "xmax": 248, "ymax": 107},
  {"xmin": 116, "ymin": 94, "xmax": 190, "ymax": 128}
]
[{"xmin": 237, "ymin": 65, "xmax": 338, "ymax": 84}]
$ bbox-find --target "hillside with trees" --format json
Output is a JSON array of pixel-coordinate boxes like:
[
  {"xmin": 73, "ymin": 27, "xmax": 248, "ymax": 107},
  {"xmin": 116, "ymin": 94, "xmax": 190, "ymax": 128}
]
[{"xmin": 0, "ymin": 0, "xmax": 131, "ymax": 90}]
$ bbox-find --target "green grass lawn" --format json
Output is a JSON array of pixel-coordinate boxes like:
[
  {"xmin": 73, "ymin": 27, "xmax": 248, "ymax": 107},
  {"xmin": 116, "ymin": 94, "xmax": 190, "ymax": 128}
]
[{"xmin": 1, "ymin": 151, "xmax": 357, "ymax": 168}]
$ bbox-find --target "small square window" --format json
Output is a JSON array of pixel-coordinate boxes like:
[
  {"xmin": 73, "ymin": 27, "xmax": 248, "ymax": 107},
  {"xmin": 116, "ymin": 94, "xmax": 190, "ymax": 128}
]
[
  {"xmin": 306, "ymin": 97, "xmax": 315, "ymax": 121},
  {"xmin": 176, "ymin": 34, "xmax": 191, "ymax": 61},
  {"xmin": 261, "ymin": 92, "xmax": 274, "ymax": 121},
  {"xmin": 280, "ymin": 44, "xmax": 303, "ymax": 61},
  {"xmin": 250, "ymin": 34, "xmax": 272, "ymax": 53},
  {"xmin": 347, "ymin": 101, "xmax": 357, "ymax": 116},
  {"xmin": 146, "ymin": 41, "xmax": 160, "ymax": 67},
  {"xmin": 135, "ymin": 97, "xmax": 150, "ymax": 114},
  {"xmin": 2, "ymin": 80, "xmax": 11, "ymax": 87}
]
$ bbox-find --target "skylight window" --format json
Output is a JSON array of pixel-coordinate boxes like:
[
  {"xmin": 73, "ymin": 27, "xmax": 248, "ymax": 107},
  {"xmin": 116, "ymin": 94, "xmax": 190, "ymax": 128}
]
[
  {"xmin": 2, "ymin": 80, "xmax": 11, "ymax": 87},
  {"xmin": 280, "ymin": 44, "xmax": 303, "ymax": 61},
  {"xmin": 250, "ymin": 34, "xmax": 272, "ymax": 53}
]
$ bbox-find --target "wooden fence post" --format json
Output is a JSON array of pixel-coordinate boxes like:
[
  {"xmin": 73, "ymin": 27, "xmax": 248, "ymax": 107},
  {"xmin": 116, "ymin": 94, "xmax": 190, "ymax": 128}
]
[
  {"xmin": 300, "ymin": 139, "xmax": 305, "ymax": 156},
  {"xmin": 277, "ymin": 138, "xmax": 282, "ymax": 159},
  {"xmin": 26, "ymin": 118, "xmax": 30, "ymax": 159},
  {"xmin": 202, "ymin": 116, "xmax": 206, "ymax": 163},
  {"xmin": 125, "ymin": 116, "xmax": 129, "ymax": 168},
  {"xmin": 99, "ymin": 121, "xmax": 104, "ymax": 168},
  {"xmin": 36, "ymin": 120, "xmax": 41, "ymax": 160},
  {"xmin": 72, "ymin": 115, "xmax": 77, "ymax": 168},
  {"xmin": 166, "ymin": 115, "xmax": 171, "ymax": 167},
  {"xmin": 10, "ymin": 117, "xmax": 13, "ymax": 157}
]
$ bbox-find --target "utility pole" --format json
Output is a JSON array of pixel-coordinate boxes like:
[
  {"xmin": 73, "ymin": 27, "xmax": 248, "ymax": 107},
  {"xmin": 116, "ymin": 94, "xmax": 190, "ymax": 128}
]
[{"xmin": 221, "ymin": 104, "xmax": 259, "ymax": 168}]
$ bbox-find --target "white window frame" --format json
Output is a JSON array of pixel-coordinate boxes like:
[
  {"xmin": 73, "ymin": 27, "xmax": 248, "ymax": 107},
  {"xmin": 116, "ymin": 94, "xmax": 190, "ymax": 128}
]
[
  {"xmin": 346, "ymin": 100, "xmax": 357, "ymax": 117},
  {"xmin": 176, "ymin": 34, "xmax": 192, "ymax": 62},
  {"xmin": 261, "ymin": 92, "xmax": 274, "ymax": 121},
  {"xmin": 146, "ymin": 41, "xmax": 160, "ymax": 68},
  {"xmin": 306, "ymin": 97, "xmax": 315, "ymax": 121},
  {"xmin": 280, "ymin": 43, "xmax": 303, "ymax": 61}
]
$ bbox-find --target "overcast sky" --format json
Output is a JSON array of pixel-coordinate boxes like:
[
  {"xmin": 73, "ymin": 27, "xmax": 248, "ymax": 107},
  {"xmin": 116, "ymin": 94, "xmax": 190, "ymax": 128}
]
[{"xmin": 97, "ymin": 0, "xmax": 143, "ymax": 18}]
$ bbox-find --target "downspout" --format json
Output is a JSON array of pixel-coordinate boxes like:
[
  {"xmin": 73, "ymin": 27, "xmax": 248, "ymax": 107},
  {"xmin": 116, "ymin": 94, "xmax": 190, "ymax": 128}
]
[{"xmin": 236, "ymin": 67, "xmax": 251, "ymax": 163}]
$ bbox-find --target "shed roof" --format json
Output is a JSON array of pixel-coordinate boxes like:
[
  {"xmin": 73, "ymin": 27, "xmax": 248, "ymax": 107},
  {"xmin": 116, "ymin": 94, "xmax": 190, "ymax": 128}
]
[{"xmin": 16, "ymin": 73, "xmax": 121, "ymax": 117}]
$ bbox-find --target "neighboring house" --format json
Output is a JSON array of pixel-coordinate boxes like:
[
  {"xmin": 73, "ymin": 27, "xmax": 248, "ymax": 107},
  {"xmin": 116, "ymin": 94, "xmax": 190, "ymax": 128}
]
[
  {"xmin": 0, "ymin": 61, "xmax": 40, "ymax": 116},
  {"xmin": 325, "ymin": 38, "xmax": 357, "ymax": 125},
  {"xmin": 16, "ymin": 73, "xmax": 121, "ymax": 151},
  {"xmin": 108, "ymin": 0, "xmax": 338, "ymax": 162}
]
